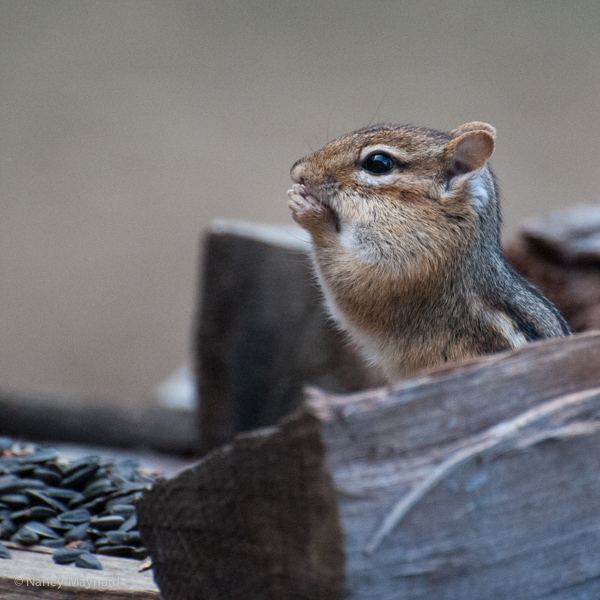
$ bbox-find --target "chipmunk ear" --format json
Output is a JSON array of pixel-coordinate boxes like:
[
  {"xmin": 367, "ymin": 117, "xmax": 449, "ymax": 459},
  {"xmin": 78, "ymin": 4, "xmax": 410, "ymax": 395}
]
[{"xmin": 446, "ymin": 122, "xmax": 496, "ymax": 178}]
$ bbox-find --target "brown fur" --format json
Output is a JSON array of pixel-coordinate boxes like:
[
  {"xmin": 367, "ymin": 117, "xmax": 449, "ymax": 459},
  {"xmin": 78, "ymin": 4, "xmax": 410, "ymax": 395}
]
[{"xmin": 287, "ymin": 122, "xmax": 570, "ymax": 382}]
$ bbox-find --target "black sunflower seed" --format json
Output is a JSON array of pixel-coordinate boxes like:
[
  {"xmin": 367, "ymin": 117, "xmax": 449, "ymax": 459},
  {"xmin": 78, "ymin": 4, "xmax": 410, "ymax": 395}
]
[
  {"xmin": 40, "ymin": 537, "xmax": 67, "ymax": 549},
  {"xmin": 31, "ymin": 467, "xmax": 62, "ymax": 486},
  {"xmin": 13, "ymin": 526, "xmax": 39, "ymax": 545},
  {"xmin": 79, "ymin": 540, "xmax": 95, "ymax": 553},
  {"xmin": 105, "ymin": 491, "xmax": 143, "ymax": 509},
  {"xmin": 62, "ymin": 456, "xmax": 100, "ymax": 478},
  {"xmin": 65, "ymin": 522, "xmax": 89, "ymax": 542},
  {"xmin": 43, "ymin": 487, "xmax": 83, "ymax": 502},
  {"xmin": 1, "ymin": 518, "xmax": 16, "ymax": 538},
  {"xmin": 107, "ymin": 504, "xmax": 136, "ymax": 518},
  {"xmin": 29, "ymin": 506, "xmax": 57, "ymax": 520},
  {"xmin": 26, "ymin": 490, "xmax": 68, "ymax": 513},
  {"xmin": 0, "ymin": 475, "xmax": 20, "ymax": 494},
  {"xmin": 53, "ymin": 547, "xmax": 85, "ymax": 564},
  {"xmin": 86, "ymin": 528, "xmax": 104, "ymax": 541},
  {"xmin": 106, "ymin": 530, "xmax": 141, "ymax": 546},
  {"xmin": 0, "ymin": 494, "xmax": 29, "ymax": 510},
  {"xmin": 9, "ymin": 509, "xmax": 34, "ymax": 524},
  {"xmin": 9, "ymin": 464, "xmax": 36, "ymax": 477},
  {"xmin": 17, "ymin": 448, "xmax": 61, "ymax": 464},
  {"xmin": 75, "ymin": 552, "xmax": 103, "ymax": 570},
  {"xmin": 44, "ymin": 517, "xmax": 71, "ymax": 532},
  {"xmin": 90, "ymin": 515, "xmax": 125, "ymax": 531},
  {"xmin": 82, "ymin": 479, "xmax": 116, "ymax": 500},
  {"xmin": 0, "ymin": 441, "xmax": 155, "ymax": 566},
  {"xmin": 24, "ymin": 521, "xmax": 60, "ymax": 539},
  {"xmin": 76, "ymin": 495, "xmax": 108, "ymax": 512},
  {"xmin": 117, "ymin": 514, "xmax": 137, "ymax": 532},
  {"xmin": 58, "ymin": 508, "xmax": 91, "ymax": 524},
  {"xmin": 60, "ymin": 465, "xmax": 100, "ymax": 491}
]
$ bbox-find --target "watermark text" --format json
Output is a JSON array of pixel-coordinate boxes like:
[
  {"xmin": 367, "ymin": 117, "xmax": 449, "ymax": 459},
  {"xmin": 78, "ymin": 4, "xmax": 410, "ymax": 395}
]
[{"xmin": 13, "ymin": 576, "xmax": 122, "ymax": 590}]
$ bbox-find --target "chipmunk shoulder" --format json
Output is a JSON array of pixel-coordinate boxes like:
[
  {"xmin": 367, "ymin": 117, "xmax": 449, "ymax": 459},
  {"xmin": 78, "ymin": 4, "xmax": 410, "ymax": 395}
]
[{"xmin": 287, "ymin": 121, "xmax": 570, "ymax": 381}]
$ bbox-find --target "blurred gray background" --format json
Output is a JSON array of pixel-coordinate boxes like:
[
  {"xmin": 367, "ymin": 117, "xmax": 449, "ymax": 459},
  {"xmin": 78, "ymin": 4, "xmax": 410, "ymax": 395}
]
[{"xmin": 1, "ymin": 0, "xmax": 599, "ymax": 400}]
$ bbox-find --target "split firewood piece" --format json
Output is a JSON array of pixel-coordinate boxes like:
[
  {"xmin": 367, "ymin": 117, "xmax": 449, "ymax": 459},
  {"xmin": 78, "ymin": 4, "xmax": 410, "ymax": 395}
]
[
  {"xmin": 195, "ymin": 220, "xmax": 383, "ymax": 454},
  {"xmin": 139, "ymin": 331, "xmax": 600, "ymax": 600}
]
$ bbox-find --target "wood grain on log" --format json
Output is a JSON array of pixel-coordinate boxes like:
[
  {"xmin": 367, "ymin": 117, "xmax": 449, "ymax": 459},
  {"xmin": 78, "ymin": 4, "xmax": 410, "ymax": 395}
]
[
  {"xmin": 195, "ymin": 220, "xmax": 383, "ymax": 454},
  {"xmin": 139, "ymin": 331, "xmax": 600, "ymax": 600}
]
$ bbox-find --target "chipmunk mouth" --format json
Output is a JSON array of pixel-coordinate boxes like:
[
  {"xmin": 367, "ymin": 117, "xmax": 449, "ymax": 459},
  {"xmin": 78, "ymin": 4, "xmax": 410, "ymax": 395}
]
[
  {"xmin": 290, "ymin": 183, "xmax": 341, "ymax": 232},
  {"xmin": 293, "ymin": 183, "xmax": 338, "ymax": 211},
  {"xmin": 291, "ymin": 183, "xmax": 324, "ymax": 207}
]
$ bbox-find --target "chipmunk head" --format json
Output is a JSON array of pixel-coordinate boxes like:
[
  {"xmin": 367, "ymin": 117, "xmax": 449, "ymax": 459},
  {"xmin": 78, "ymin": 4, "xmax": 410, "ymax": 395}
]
[{"xmin": 290, "ymin": 122, "xmax": 499, "ymax": 275}]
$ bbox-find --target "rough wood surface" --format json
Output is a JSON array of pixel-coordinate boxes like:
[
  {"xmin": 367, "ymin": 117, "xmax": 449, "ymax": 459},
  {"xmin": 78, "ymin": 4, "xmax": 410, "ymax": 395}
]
[
  {"xmin": 139, "ymin": 412, "xmax": 344, "ymax": 600},
  {"xmin": 195, "ymin": 220, "xmax": 383, "ymax": 454},
  {"xmin": 0, "ymin": 549, "xmax": 159, "ymax": 599},
  {"xmin": 139, "ymin": 330, "xmax": 600, "ymax": 599},
  {"xmin": 0, "ymin": 389, "xmax": 197, "ymax": 454},
  {"xmin": 505, "ymin": 205, "xmax": 600, "ymax": 331}
]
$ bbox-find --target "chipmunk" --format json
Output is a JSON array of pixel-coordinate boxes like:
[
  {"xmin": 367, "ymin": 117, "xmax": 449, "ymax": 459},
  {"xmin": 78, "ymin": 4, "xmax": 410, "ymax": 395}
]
[{"xmin": 287, "ymin": 121, "xmax": 570, "ymax": 382}]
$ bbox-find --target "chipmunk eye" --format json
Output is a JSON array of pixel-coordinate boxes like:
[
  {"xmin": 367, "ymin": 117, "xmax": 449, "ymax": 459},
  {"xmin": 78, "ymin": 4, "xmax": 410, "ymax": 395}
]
[{"xmin": 362, "ymin": 153, "xmax": 397, "ymax": 175}]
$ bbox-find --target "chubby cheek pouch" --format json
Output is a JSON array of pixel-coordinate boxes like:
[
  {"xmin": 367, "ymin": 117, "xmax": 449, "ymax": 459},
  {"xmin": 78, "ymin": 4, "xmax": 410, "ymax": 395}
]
[
  {"xmin": 396, "ymin": 187, "xmax": 432, "ymax": 205},
  {"xmin": 334, "ymin": 167, "xmax": 357, "ymax": 187},
  {"xmin": 360, "ymin": 187, "xmax": 428, "ymax": 209}
]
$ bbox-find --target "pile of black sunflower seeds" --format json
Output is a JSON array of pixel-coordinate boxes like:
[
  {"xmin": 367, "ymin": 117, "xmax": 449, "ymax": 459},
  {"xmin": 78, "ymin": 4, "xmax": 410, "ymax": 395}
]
[{"xmin": 0, "ymin": 437, "xmax": 157, "ymax": 570}]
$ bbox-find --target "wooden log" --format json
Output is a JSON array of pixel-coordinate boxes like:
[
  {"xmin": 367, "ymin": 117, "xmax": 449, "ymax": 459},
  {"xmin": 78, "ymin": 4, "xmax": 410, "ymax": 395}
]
[
  {"xmin": 0, "ymin": 389, "xmax": 198, "ymax": 455},
  {"xmin": 505, "ymin": 205, "xmax": 600, "ymax": 332},
  {"xmin": 139, "ymin": 331, "xmax": 600, "ymax": 600},
  {"xmin": 195, "ymin": 220, "xmax": 383, "ymax": 454},
  {"xmin": 513, "ymin": 205, "xmax": 600, "ymax": 266},
  {"xmin": 0, "ymin": 549, "xmax": 159, "ymax": 599}
]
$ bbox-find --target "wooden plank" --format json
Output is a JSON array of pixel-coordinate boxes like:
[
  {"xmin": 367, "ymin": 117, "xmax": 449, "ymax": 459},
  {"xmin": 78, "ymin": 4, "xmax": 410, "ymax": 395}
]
[
  {"xmin": 139, "ymin": 331, "xmax": 600, "ymax": 599},
  {"xmin": 0, "ymin": 549, "xmax": 159, "ymax": 599}
]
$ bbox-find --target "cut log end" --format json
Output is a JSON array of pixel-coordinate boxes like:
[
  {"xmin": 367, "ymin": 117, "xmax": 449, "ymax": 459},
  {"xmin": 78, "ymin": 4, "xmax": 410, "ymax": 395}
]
[{"xmin": 138, "ymin": 410, "xmax": 346, "ymax": 600}]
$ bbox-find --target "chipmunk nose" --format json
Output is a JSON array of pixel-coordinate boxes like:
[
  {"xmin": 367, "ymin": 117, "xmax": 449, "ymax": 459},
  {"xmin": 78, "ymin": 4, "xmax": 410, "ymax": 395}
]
[{"xmin": 290, "ymin": 160, "xmax": 306, "ymax": 184}]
